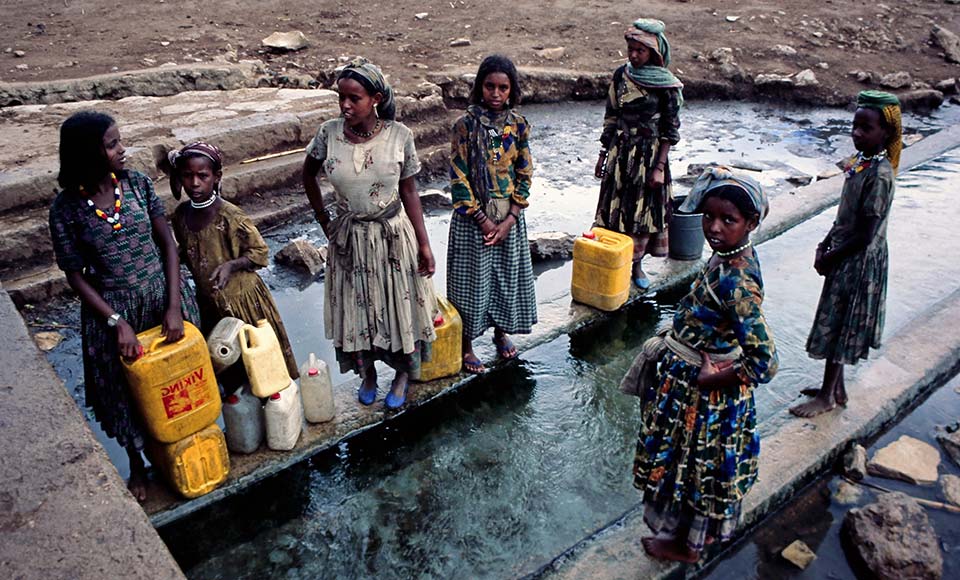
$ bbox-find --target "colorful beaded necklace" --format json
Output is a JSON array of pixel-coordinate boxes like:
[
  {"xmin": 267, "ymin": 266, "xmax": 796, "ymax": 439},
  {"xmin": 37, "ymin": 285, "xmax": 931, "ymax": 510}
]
[
  {"xmin": 843, "ymin": 151, "xmax": 886, "ymax": 178},
  {"xmin": 81, "ymin": 173, "xmax": 123, "ymax": 232}
]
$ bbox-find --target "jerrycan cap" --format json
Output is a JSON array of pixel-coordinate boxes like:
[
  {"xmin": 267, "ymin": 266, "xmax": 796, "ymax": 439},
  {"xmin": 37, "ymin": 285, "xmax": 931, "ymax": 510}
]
[
  {"xmin": 226, "ymin": 394, "xmax": 240, "ymax": 404},
  {"xmin": 269, "ymin": 392, "xmax": 282, "ymax": 400},
  {"xmin": 308, "ymin": 368, "xmax": 319, "ymax": 376},
  {"xmin": 582, "ymin": 230, "xmax": 596, "ymax": 240},
  {"xmin": 433, "ymin": 313, "xmax": 444, "ymax": 327}
]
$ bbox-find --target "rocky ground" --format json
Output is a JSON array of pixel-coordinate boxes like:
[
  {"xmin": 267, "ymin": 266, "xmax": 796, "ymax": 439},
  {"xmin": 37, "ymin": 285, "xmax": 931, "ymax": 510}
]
[{"xmin": 2, "ymin": 0, "xmax": 959, "ymax": 105}]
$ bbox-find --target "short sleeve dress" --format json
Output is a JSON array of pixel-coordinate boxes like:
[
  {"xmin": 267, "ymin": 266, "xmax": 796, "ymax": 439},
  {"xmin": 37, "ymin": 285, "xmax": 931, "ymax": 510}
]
[
  {"xmin": 306, "ymin": 118, "xmax": 437, "ymax": 376},
  {"xmin": 631, "ymin": 250, "xmax": 778, "ymax": 552},
  {"xmin": 172, "ymin": 199, "xmax": 299, "ymax": 379},
  {"xmin": 806, "ymin": 157, "xmax": 894, "ymax": 364},
  {"xmin": 48, "ymin": 170, "xmax": 200, "ymax": 452}
]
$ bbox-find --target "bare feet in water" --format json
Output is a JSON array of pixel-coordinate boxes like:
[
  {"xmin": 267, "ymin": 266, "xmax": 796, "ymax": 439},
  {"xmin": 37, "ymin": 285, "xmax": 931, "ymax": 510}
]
[
  {"xmin": 126, "ymin": 451, "xmax": 148, "ymax": 503},
  {"xmin": 641, "ymin": 536, "xmax": 700, "ymax": 563}
]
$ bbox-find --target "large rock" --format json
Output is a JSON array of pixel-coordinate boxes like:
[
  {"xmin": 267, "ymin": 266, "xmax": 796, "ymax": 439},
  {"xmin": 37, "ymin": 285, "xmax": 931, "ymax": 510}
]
[
  {"xmin": 843, "ymin": 442, "xmax": 868, "ymax": 481},
  {"xmin": 274, "ymin": 239, "xmax": 327, "ymax": 276},
  {"xmin": 936, "ymin": 429, "xmax": 960, "ymax": 467},
  {"xmin": 781, "ymin": 539, "xmax": 816, "ymax": 569},
  {"xmin": 898, "ymin": 89, "xmax": 944, "ymax": 112},
  {"xmin": 867, "ymin": 435, "xmax": 940, "ymax": 485},
  {"xmin": 842, "ymin": 492, "xmax": 942, "ymax": 580},
  {"xmin": 941, "ymin": 474, "xmax": 960, "ymax": 507},
  {"xmin": 880, "ymin": 71, "xmax": 912, "ymax": 89},
  {"xmin": 419, "ymin": 188, "xmax": 452, "ymax": 209},
  {"xmin": 754, "ymin": 73, "xmax": 795, "ymax": 87},
  {"xmin": 793, "ymin": 69, "xmax": 819, "ymax": 87},
  {"xmin": 261, "ymin": 31, "xmax": 309, "ymax": 52},
  {"xmin": 931, "ymin": 25, "xmax": 960, "ymax": 64},
  {"xmin": 528, "ymin": 231, "xmax": 575, "ymax": 262}
]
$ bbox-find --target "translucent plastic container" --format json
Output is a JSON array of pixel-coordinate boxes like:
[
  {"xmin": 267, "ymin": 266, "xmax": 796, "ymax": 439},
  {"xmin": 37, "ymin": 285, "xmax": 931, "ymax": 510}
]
[
  {"xmin": 571, "ymin": 228, "xmax": 634, "ymax": 312},
  {"xmin": 239, "ymin": 319, "xmax": 291, "ymax": 398},
  {"xmin": 122, "ymin": 321, "xmax": 221, "ymax": 443},
  {"xmin": 300, "ymin": 353, "xmax": 335, "ymax": 423},
  {"xmin": 146, "ymin": 423, "xmax": 230, "ymax": 499},
  {"xmin": 415, "ymin": 296, "xmax": 462, "ymax": 382},
  {"xmin": 207, "ymin": 316, "xmax": 245, "ymax": 374},
  {"xmin": 264, "ymin": 379, "xmax": 303, "ymax": 451},
  {"xmin": 222, "ymin": 385, "xmax": 264, "ymax": 454}
]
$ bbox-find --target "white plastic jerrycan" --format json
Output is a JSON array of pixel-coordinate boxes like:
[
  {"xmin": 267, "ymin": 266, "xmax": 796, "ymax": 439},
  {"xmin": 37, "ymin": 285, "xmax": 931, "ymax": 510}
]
[
  {"xmin": 239, "ymin": 319, "xmax": 291, "ymax": 398},
  {"xmin": 264, "ymin": 379, "xmax": 303, "ymax": 451},
  {"xmin": 300, "ymin": 353, "xmax": 335, "ymax": 424},
  {"xmin": 207, "ymin": 317, "xmax": 245, "ymax": 374},
  {"xmin": 222, "ymin": 385, "xmax": 264, "ymax": 454}
]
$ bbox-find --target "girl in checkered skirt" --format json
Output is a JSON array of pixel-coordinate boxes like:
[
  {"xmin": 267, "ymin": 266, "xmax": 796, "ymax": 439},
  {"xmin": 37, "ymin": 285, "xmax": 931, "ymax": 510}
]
[{"xmin": 447, "ymin": 55, "xmax": 538, "ymax": 374}]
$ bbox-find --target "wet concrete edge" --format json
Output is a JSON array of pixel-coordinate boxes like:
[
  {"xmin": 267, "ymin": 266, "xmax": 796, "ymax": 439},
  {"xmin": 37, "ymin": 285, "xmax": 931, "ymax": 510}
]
[
  {"xmin": 0, "ymin": 287, "xmax": 185, "ymax": 580},
  {"xmin": 142, "ymin": 122, "xmax": 960, "ymax": 527},
  {"xmin": 534, "ymin": 288, "xmax": 960, "ymax": 580}
]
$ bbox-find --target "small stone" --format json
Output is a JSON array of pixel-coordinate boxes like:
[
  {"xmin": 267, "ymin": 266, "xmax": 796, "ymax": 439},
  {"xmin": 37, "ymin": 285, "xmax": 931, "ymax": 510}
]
[
  {"xmin": 834, "ymin": 480, "xmax": 864, "ymax": 505},
  {"xmin": 836, "ymin": 444, "xmax": 867, "ymax": 481},
  {"xmin": 754, "ymin": 73, "xmax": 794, "ymax": 87},
  {"xmin": 816, "ymin": 62, "xmax": 829, "ymax": 70},
  {"xmin": 787, "ymin": 173, "xmax": 813, "ymax": 186},
  {"xmin": 407, "ymin": 62, "xmax": 428, "ymax": 69},
  {"xmin": 536, "ymin": 47, "xmax": 566, "ymax": 60},
  {"xmin": 772, "ymin": 44, "xmax": 797, "ymax": 56},
  {"xmin": 414, "ymin": 12, "xmax": 428, "ymax": 20},
  {"xmin": 879, "ymin": 71, "xmax": 912, "ymax": 89},
  {"xmin": 794, "ymin": 69, "xmax": 819, "ymax": 87},
  {"xmin": 528, "ymin": 231, "xmax": 576, "ymax": 262},
  {"xmin": 931, "ymin": 25, "xmax": 960, "ymax": 64},
  {"xmin": 160, "ymin": 40, "xmax": 170, "ymax": 47},
  {"xmin": 449, "ymin": 38, "xmax": 471, "ymax": 47},
  {"xmin": 842, "ymin": 492, "xmax": 943, "ymax": 580},
  {"xmin": 14, "ymin": 64, "xmax": 28, "ymax": 70},
  {"xmin": 719, "ymin": 62, "xmax": 746, "ymax": 82},
  {"xmin": 261, "ymin": 30, "xmax": 309, "ymax": 52},
  {"xmin": 781, "ymin": 539, "xmax": 817, "ymax": 570},
  {"xmin": 867, "ymin": 435, "xmax": 940, "ymax": 485},
  {"xmin": 709, "ymin": 47, "xmax": 734, "ymax": 65},
  {"xmin": 937, "ymin": 429, "xmax": 960, "ymax": 467},
  {"xmin": 942, "ymin": 474, "xmax": 960, "ymax": 507},
  {"xmin": 274, "ymin": 239, "xmax": 326, "ymax": 277},
  {"xmin": 33, "ymin": 331, "xmax": 64, "ymax": 352},
  {"xmin": 267, "ymin": 549, "xmax": 294, "ymax": 566},
  {"xmin": 903, "ymin": 134, "xmax": 924, "ymax": 147},
  {"xmin": 686, "ymin": 162, "xmax": 713, "ymax": 176},
  {"xmin": 13, "ymin": 49, "xmax": 25, "ymax": 57},
  {"xmin": 725, "ymin": 15, "xmax": 741, "ymax": 22},
  {"xmin": 729, "ymin": 160, "xmax": 766, "ymax": 172}
]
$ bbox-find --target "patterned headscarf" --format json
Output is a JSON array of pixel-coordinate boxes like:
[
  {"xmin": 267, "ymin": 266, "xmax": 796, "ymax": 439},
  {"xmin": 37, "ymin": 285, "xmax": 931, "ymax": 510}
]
[
  {"xmin": 623, "ymin": 18, "xmax": 683, "ymax": 95},
  {"xmin": 168, "ymin": 141, "xmax": 224, "ymax": 171},
  {"xmin": 857, "ymin": 90, "xmax": 902, "ymax": 174},
  {"xmin": 337, "ymin": 58, "xmax": 397, "ymax": 121},
  {"xmin": 680, "ymin": 166, "xmax": 769, "ymax": 223}
]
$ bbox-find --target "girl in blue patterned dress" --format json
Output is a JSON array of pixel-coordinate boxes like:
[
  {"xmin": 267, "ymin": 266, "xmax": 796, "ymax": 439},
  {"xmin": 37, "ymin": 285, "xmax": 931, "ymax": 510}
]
[
  {"xmin": 623, "ymin": 168, "xmax": 778, "ymax": 562},
  {"xmin": 49, "ymin": 111, "xmax": 200, "ymax": 502}
]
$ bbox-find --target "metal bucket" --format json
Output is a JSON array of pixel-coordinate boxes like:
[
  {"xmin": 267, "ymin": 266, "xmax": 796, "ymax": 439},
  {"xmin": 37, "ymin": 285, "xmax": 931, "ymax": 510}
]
[{"xmin": 668, "ymin": 196, "xmax": 705, "ymax": 261}]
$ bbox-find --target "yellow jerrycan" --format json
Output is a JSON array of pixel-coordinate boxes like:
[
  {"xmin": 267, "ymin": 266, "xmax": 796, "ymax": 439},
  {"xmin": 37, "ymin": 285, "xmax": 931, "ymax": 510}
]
[
  {"xmin": 239, "ymin": 319, "xmax": 292, "ymax": 398},
  {"xmin": 571, "ymin": 227, "xmax": 634, "ymax": 312},
  {"xmin": 415, "ymin": 296, "xmax": 463, "ymax": 382},
  {"xmin": 146, "ymin": 423, "xmax": 230, "ymax": 499},
  {"xmin": 122, "ymin": 321, "xmax": 221, "ymax": 444}
]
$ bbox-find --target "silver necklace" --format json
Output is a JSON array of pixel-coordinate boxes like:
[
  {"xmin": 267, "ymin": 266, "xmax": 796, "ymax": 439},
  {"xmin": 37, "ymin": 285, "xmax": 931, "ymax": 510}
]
[
  {"xmin": 190, "ymin": 193, "xmax": 218, "ymax": 209},
  {"xmin": 716, "ymin": 240, "xmax": 752, "ymax": 258}
]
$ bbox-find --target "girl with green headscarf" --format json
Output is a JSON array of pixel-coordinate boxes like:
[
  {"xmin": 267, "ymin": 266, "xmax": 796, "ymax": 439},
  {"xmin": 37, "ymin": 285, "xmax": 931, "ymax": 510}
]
[{"xmin": 594, "ymin": 18, "xmax": 683, "ymax": 290}]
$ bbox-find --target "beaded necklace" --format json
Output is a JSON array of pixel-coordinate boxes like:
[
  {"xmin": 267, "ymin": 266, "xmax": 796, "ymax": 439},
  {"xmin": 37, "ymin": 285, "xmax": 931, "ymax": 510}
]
[
  {"xmin": 346, "ymin": 119, "xmax": 381, "ymax": 139},
  {"xmin": 81, "ymin": 173, "xmax": 123, "ymax": 233},
  {"xmin": 716, "ymin": 240, "xmax": 752, "ymax": 258},
  {"xmin": 843, "ymin": 151, "xmax": 885, "ymax": 178}
]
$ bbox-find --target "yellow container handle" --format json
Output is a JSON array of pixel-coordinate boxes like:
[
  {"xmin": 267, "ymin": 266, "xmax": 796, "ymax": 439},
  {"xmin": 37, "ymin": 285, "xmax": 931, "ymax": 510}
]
[{"xmin": 146, "ymin": 332, "xmax": 185, "ymax": 354}]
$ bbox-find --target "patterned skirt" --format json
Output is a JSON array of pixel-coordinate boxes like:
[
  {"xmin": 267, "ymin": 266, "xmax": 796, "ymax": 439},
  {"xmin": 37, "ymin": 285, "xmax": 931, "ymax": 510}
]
[
  {"xmin": 80, "ymin": 272, "xmax": 200, "ymax": 452},
  {"xmin": 595, "ymin": 135, "xmax": 671, "ymax": 258},
  {"xmin": 446, "ymin": 211, "xmax": 538, "ymax": 341},
  {"xmin": 324, "ymin": 212, "xmax": 437, "ymax": 377},
  {"xmin": 806, "ymin": 244, "xmax": 888, "ymax": 364},
  {"xmin": 633, "ymin": 352, "xmax": 759, "ymax": 551}
]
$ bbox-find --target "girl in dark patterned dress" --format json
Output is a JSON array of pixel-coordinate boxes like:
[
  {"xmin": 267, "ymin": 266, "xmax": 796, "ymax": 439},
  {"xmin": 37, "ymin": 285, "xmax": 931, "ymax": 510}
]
[
  {"xmin": 49, "ymin": 111, "xmax": 200, "ymax": 502},
  {"xmin": 169, "ymin": 142, "xmax": 299, "ymax": 389},
  {"xmin": 448, "ymin": 54, "xmax": 537, "ymax": 374},
  {"xmin": 594, "ymin": 18, "xmax": 682, "ymax": 290},
  {"xmin": 623, "ymin": 168, "xmax": 777, "ymax": 562},
  {"xmin": 791, "ymin": 91, "xmax": 901, "ymax": 418}
]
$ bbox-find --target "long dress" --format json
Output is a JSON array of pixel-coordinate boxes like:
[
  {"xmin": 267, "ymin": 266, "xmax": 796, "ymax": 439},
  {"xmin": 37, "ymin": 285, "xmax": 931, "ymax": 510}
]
[
  {"xmin": 49, "ymin": 170, "xmax": 200, "ymax": 452},
  {"xmin": 306, "ymin": 118, "xmax": 436, "ymax": 376},
  {"xmin": 630, "ymin": 250, "xmax": 777, "ymax": 551},
  {"xmin": 806, "ymin": 157, "xmax": 894, "ymax": 364},
  {"xmin": 595, "ymin": 65, "xmax": 682, "ymax": 259},
  {"xmin": 171, "ymin": 199, "xmax": 299, "ymax": 380},
  {"xmin": 447, "ymin": 106, "xmax": 538, "ymax": 340}
]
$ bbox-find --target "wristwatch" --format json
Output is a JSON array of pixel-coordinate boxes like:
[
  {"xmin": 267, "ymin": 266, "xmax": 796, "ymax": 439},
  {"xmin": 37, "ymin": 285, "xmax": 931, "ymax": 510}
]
[{"xmin": 106, "ymin": 313, "xmax": 122, "ymax": 328}]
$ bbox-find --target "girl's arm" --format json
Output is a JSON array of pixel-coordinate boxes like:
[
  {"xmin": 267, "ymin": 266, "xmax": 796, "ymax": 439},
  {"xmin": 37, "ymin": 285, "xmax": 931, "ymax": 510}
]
[
  {"xmin": 819, "ymin": 168, "xmax": 893, "ymax": 271},
  {"xmin": 399, "ymin": 175, "xmax": 435, "ymax": 276},
  {"xmin": 209, "ymin": 212, "xmax": 269, "ymax": 289},
  {"xmin": 450, "ymin": 117, "xmax": 496, "ymax": 237},
  {"xmin": 151, "ymin": 215, "xmax": 185, "ymax": 342},
  {"xmin": 65, "ymin": 271, "xmax": 142, "ymax": 359},
  {"xmin": 595, "ymin": 77, "xmax": 620, "ymax": 178},
  {"xmin": 303, "ymin": 156, "xmax": 331, "ymax": 236},
  {"xmin": 649, "ymin": 89, "xmax": 682, "ymax": 188},
  {"xmin": 818, "ymin": 216, "xmax": 881, "ymax": 270}
]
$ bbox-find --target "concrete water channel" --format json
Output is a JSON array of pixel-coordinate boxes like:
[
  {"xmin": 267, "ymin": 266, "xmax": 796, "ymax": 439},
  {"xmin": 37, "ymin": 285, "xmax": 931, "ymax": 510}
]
[{"xmin": 34, "ymin": 100, "xmax": 960, "ymax": 577}]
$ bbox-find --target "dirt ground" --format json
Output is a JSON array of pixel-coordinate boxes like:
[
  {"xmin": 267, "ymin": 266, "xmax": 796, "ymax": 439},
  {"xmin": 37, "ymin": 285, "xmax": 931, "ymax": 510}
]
[{"xmin": 2, "ymin": 0, "xmax": 958, "ymax": 100}]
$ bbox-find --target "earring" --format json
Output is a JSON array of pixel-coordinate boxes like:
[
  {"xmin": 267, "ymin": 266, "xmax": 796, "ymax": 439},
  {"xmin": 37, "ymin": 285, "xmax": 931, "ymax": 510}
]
[{"xmin": 374, "ymin": 107, "xmax": 379, "ymax": 119}]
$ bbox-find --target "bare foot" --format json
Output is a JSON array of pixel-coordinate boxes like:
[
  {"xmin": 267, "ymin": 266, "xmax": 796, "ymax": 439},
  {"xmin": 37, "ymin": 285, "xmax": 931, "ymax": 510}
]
[
  {"xmin": 126, "ymin": 456, "xmax": 148, "ymax": 503},
  {"xmin": 641, "ymin": 536, "xmax": 699, "ymax": 563},
  {"xmin": 789, "ymin": 394, "xmax": 837, "ymax": 418},
  {"xmin": 799, "ymin": 386, "xmax": 848, "ymax": 407}
]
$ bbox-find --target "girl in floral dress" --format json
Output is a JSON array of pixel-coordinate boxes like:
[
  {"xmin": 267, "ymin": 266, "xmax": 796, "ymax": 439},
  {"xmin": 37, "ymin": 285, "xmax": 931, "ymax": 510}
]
[{"xmin": 622, "ymin": 168, "xmax": 777, "ymax": 562}]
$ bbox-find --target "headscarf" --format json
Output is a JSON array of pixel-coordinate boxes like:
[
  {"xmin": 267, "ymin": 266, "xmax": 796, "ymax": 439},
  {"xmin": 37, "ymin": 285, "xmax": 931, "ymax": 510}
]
[
  {"xmin": 856, "ymin": 90, "xmax": 902, "ymax": 174},
  {"xmin": 623, "ymin": 18, "xmax": 684, "ymax": 94},
  {"xmin": 337, "ymin": 58, "xmax": 397, "ymax": 121},
  {"xmin": 680, "ymin": 166, "xmax": 769, "ymax": 223},
  {"xmin": 167, "ymin": 141, "xmax": 224, "ymax": 200}
]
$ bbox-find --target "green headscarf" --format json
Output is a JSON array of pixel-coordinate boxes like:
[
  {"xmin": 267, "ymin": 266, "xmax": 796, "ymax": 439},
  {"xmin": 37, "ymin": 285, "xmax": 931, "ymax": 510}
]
[
  {"xmin": 856, "ymin": 90, "xmax": 902, "ymax": 173},
  {"xmin": 623, "ymin": 18, "xmax": 684, "ymax": 93}
]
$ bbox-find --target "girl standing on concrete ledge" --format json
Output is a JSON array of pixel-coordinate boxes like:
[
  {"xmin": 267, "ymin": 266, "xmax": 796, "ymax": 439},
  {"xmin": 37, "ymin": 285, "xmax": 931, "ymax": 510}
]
[
  {"xmin": 302, "ymin": 58, "xmax": 437, "ymax": 410},
  {"xmin": 594, "ymin": 18, "xmax": 683, "ymax": 290},
  {"xmin": 621, "ymin": 168, "xmax": 777, "ymax": 562},
  {"xmin": 791, "ymin": 91, "xmax": 901, "ymax": 418},
  {"xmin": 49, "ymin": 111, "xmax": 200, "ymax": 502}
]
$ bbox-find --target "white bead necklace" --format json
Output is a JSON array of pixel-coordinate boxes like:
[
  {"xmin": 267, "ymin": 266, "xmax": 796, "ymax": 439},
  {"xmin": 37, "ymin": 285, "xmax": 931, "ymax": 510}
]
[
  {"xmin": 715, "ymin": 240, "xmax": 752, "ymax": 258},
  {"xmin": 190, "ymin": 193, "xmax": 219, "ymax": 209}
]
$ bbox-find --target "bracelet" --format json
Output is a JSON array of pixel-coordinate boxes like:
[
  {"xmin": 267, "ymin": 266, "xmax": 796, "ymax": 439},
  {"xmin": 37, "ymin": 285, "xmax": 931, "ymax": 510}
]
[
  {"xmin": 472, "ymin": 210, "xmax": 489, "ymax": 224},
  {"xmin": 655, "ymin": 161, "xmax": 666, "ymax": 169},
  {"xmin": 509, "ymin": 211, "xmax": 520, "ymax": 220}
]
